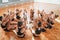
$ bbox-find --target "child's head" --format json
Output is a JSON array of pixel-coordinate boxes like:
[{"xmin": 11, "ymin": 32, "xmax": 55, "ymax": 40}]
[
  {"xmin": 55, "ymin": 14, "xmax": 59, "ymax": 18},
  {"xmin": 38, "ymin": 21, "xmax": 41, "ymax": 27},
  {"xmin": 18, "ymin": 21, "xmax": 23, "ymax": 27}
]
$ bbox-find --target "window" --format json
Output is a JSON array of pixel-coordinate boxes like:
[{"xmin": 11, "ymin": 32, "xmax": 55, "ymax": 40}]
[{"xmin": 2, "ymin": 0, "xmax": 8, "ymax": 3}]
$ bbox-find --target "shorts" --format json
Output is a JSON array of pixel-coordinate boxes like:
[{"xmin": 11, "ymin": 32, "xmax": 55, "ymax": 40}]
[
  {"xmin": 4, "ymin": 28, "xmax": 10, "ymax": 32},
  {"xmin": 35, "ymin": 28, "xmax": 41, "ymax": 34},
  {"xmin": 45, "ymin": 24, "xmax": 52, "ymax": 29},
  {"xmin": 17, "ymin": 32, "xmax": 25, "ymax": 38},
  {"xmin": 1, "ymin": 24, "xmax": 6, "ymax": 28},
  {"xmin": 40, "ymin": 28, "xmax": 46, "ymax": 32}
]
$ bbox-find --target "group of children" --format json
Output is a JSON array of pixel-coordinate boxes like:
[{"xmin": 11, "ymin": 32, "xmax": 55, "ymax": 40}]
[{"xmin": 0, "ymin": 8, "xmax": 59, "ymax": 38}]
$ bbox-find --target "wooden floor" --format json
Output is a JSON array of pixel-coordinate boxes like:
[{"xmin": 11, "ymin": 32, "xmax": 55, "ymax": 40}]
[
  {"xmin": 0, "ymin": 21, "xmax": 60, "ymax": 40},
  {"xmin": 0, "ymin": 2, "xmax": 60, "ymax": 40},
  {"xmin": 0, "ymin": 2, "xmax": 34, "ymax": 16}
]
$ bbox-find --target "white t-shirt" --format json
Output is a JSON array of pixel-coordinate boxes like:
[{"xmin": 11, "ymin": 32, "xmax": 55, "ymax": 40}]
[{"xmin": 34, "ymin": 11, "xmax": 38, "ymax": 19}]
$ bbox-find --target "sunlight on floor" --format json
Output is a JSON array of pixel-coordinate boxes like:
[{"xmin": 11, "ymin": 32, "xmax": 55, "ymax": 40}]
[
  {"xmin": 55, "ymin": 19, "xmax": 60, "ymax": 23},
  {"xmin": 32, "ymin": 36, "xmax": 35, "ymax": 40}
]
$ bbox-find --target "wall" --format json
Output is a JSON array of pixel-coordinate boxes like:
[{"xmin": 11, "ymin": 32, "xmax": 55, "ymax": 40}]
[
  {"xmin": 0, "ymin": 0, "xmax": 34, "ymax": 7},
  {"xmin": 34, "ymin": 0, "xmax": 60, "ymax": 4}
]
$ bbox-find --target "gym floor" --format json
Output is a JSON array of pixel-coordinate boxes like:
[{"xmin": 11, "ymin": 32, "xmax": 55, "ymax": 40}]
[{"xmin": 0, "ymin": 2, "xmax": 60, "ymax": 40}]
